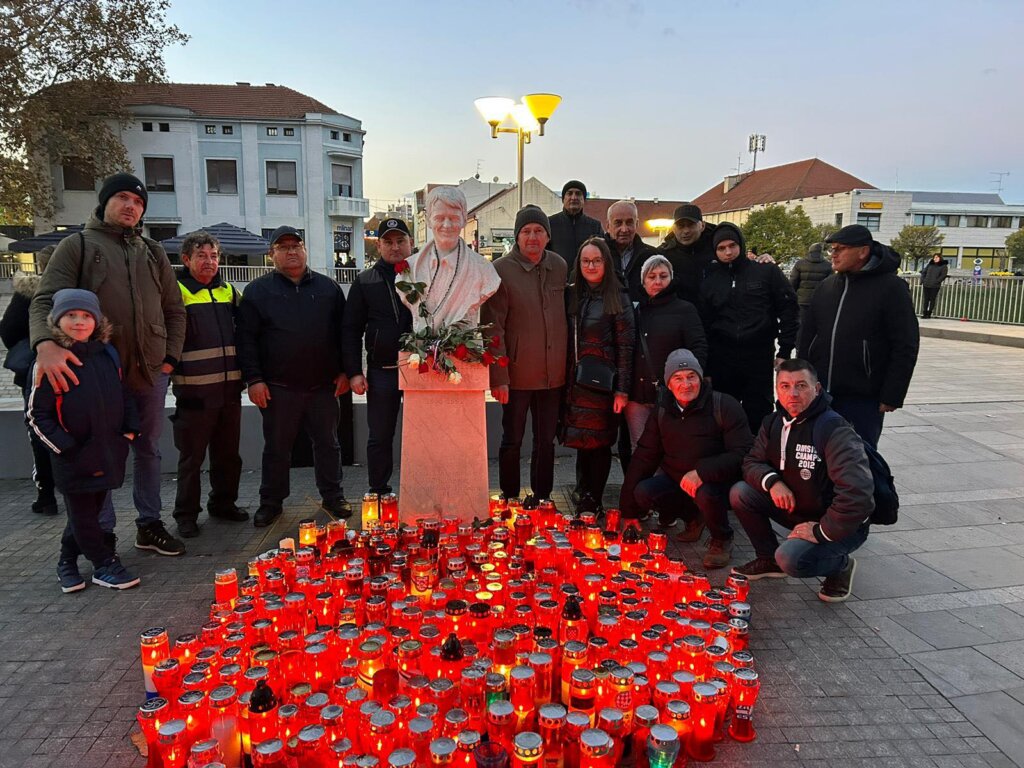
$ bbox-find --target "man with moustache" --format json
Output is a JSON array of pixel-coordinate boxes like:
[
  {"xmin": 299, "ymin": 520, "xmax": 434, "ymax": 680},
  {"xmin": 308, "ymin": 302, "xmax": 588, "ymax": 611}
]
[
  {"xmin": 657, "ymin": 203, "xmax": 718, "ymax": 305},
  {"xmin": 548, "ymin": 180, "xmax": 603, "ymax": 264}
]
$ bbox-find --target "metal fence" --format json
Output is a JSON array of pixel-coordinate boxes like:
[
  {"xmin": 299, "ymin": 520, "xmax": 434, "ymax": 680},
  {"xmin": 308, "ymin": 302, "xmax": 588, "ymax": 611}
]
[
  {"xmin": 0, "ymin": 262, "xmax": 38, "ymax": 280},
  {"xmin": 901, "ymin": 275, "xmax": 1024, "ymax": 325},
  {"xmin": 195, "ymin": 265, "xmax": 359, "ymax": 285}
]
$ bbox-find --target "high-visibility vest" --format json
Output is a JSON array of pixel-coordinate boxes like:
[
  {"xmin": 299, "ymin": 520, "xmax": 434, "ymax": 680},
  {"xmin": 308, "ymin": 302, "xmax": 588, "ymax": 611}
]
[{"xmin": 172, "ymin": 278, "xmax": 242, "ymax": 408}]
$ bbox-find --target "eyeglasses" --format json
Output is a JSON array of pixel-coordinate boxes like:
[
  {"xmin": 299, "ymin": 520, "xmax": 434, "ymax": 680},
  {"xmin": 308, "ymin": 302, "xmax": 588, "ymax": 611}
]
[
  {"xmin": 274, "ymin": 243, "xmax": 305, "ymax": 253},
  {"xmin": 580, "ymin": 259, "xmax": 604, "ymax": 268},
  {"xmin": 826, "ymin": 244, "xmax": 853, "ymax": 255}
]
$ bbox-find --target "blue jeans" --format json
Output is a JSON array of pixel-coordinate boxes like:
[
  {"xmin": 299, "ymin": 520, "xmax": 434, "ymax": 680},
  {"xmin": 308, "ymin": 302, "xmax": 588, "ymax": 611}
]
[
  {"xmin": 634, "ymin": 470, "xmax": 733, "ymax": 540},
  {"xmin": 131, "ymin": 372, "xmax": 170, "ymax": 528},
  {"xmin": 729, "ymin": 480, "xmax": 868, "ymax": 577}
]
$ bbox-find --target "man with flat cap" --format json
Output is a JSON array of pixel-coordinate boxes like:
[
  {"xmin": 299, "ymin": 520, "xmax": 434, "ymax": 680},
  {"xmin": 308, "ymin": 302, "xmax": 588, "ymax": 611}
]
[
  {"xmin": 658, "ymin": 203, "xmax": 719, "ymax": 306},
  {"xmin": 797, "ymin": 224, "xmax": 919, "ymax": 447},
  {"xmin": 237, "ymin": 226, "xmax": 352, "ymax": 527},
  {"xmin": 342, "ymin": 217, "xmax": 414, "ymax": 495},
  {"xmin": 548, "ymin": 180, "xmax": 603, "ymax": 265}
]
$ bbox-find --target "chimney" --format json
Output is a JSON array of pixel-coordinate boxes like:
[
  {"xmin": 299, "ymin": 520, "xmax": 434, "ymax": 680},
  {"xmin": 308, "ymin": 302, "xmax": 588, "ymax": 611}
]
[
  {"xmin": 723, "ymin": 172, "xmax": 751, "ymax": 194},
  {"xmin": 236, "ymin": 81, "xmax": 250, "ymax": 86}
]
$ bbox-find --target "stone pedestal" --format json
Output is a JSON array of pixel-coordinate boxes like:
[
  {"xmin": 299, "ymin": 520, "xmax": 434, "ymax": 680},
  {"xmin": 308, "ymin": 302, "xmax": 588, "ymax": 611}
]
[{"xmin": 398, "ymin": 355, "xmax": 490, "ymax": 524}]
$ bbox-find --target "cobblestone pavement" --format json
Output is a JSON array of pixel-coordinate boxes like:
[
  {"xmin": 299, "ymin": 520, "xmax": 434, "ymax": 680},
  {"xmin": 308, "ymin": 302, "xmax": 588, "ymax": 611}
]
[{"xmin": 1, "ymin": 336, "xmax": 1023, "ymax": 767}]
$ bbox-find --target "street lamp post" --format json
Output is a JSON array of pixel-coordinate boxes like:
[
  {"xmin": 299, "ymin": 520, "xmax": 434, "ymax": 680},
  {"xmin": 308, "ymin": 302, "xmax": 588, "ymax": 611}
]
[{"xmin": 474, "ymin": 94, "xmax": 562, "ymax": 210}]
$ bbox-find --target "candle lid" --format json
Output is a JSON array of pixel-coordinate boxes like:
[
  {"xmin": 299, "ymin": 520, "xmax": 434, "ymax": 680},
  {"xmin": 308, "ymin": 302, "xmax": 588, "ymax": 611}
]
[
  {"xmin": 190, "ymin": 738, "xmax": 220, "ymax": 754},
  {"xmin": 177, "ymin": 689, "xmax": 205, "ymax": 706},
  {"xmin": 140, "ymin": 626, "xmax": 167, "ymax": 642},
  {"xmin": 370, "ymin": 709, "xmax": 397, "ymax": 729},
  {"xmin": 579, "ymin": 728, "xmax": 611, "ymax": 756},
  {"xmin": 598, "ymin": 707, "xmax": 624, "ymax": 730},
  {"xmin": 487, "ymin": 699, "xmax": 514, "ymax": 722},
  {"xmin": 408, "ymin": 716, "xmax": 434, "ymax": 736},
  {"xmin": 298, "ymin": 724, "xmax": 326, "ymax": 743},
  {"xmin": 570, "ymin": 667, "xmax": 596, "ymax": 685},
  {"xmin": 666, "ymin": 699, "xmax": 691, "ymax": 719},
  {"xmin": 734, "ymin": 667, "xmax": 759, "ymax": 683},
  {"xmin": 691, "ymin": 682, "xmax": 719, "ymax": 702},
  {"xmin": 538, "ymin": 703, "xmax": 567, "ymax": 726},
  {"xmin": 456, "ymin": 730, "xmax": 481, "ymax": 749},
  {"xmin": 322, "ymin": 704, "xmax": 344, "ymax": 723},
  {"xmin": 388, "ymin": 748, "xmax": 417, "ymax": 767},
  {"xmin": 138, "ymin": 697, "xmax": 168, "ymax": 715},
  {"xmin": 513, "ymin": 731, "xmax": 543, "ymax": 757},
  {"xmin": 208, "ymin": 684, "xmax": 237, "ymax": 704},
  {"xmin": 254, "ymin": 738, "xmax": 284, "ymax": 755},
  {"xmin": 157, "ymin": 718, "xmax": 186, "ymax": 741},
  {"xmin": 509, "ymin": 665, "xmax": 534, "ymax": 682},
  {"xmin": 429, "ymin": 736, "xmax": 457, "ymax": 757},
  {"xmin": 610, "ymin": 666, "xmax": 634, "ymax": 685},
  {"xmin": 360, "ymin": 700, "xmax": 383, "ymax": 718},
  {"xmin": 306, "ymin": 691, "xmax": 330, "ymax": 709},
  {"xmin": 634, "ymin": 704, "xmax": 659, "ymax": 727},
  {"xmin": 279, "ymin": 703, "xmax": 300, "ymax": 718},
  {"xmin": 648, "ymin": 723, "xmax": 679, "ymax": 748},
  {"xmin": 416, "ymin": 703, "xmax": 440, "ymax": 720}
]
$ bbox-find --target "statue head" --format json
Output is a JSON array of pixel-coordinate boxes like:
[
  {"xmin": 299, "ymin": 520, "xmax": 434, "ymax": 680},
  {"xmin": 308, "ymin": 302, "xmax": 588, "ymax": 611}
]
[{"xmin": 426, "ymin": 186, "xmax": 468, "ymax": 252}]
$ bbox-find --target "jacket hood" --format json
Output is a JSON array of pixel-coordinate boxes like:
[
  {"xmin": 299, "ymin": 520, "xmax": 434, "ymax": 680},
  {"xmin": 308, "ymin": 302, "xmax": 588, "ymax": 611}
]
[
  {"xmin": 48, "ymin": 315, "xmax": 113, "ymax": 348},
  {"xmin": 12, "ymin": 271, "xmax": 40, "ymax": 298},
  {"xmin": 777, "ymin": 388, "xmax": 833, "ymax": 422},
  {"xmin": 806, "ymin": 243, "xmax": 825, "ymax": 263},
  {"xmin": 176, "ymin": 265, "xmax": 226, "ymax": 292},
  {"xmin": 712, "ymin": 223, "xmax": 746, "ymax": 261},
  {"xmin": 856, "ymin": 241, "xmax": 901, "ymax": 276}
]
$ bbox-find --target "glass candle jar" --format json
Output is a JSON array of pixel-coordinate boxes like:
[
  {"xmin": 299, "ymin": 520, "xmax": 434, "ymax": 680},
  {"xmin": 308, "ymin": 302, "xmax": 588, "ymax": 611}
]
[
  {"xmin": 578, "ymin": 728, "xmax": 612, "ymax": 768},
  {"xmin": 208, "ymin": 685, "xmax": 242, "ymax": 768},
  {"xmin": 486, "ymin": 700, "xmax": 516, "ymax": 754},
  {"xmin": 429, "ymin": 736, "xmax": 458, "ymax": 766},
  {"xmin": 727, "ymin": 667, "xmax": 761, "ymax": 743},
  {"xmin": 685, "ymin": 683, "xmax": 719, "ymax": 762},
  {"xmin": 141, "ymin": 627, "xmax": 171, "ymax": 698},
  {"xmin": 251, "ymin": 738, "xmax": 289, "ymax": 768},
  {"xmin": 512, "ymin": 731, "xmax": 544, "ymax": 767},
  {"xmin": 646, "ymin": 723, "xmax": 680, "ymax": 768},
  {"xmin": 137, "ymin": 697, "xmax": 170, "ymax": 766},
  {"xmin": 157, "ymin": 719, "xmax": 188, "ymax": 768}
]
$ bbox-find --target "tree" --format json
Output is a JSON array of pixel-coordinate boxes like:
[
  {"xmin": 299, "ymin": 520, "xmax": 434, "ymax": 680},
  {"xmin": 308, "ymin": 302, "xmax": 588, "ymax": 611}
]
[
  {"xmin": 813, "ymin": 222, "xmax": 838, "ymax": 243},
  {"xmin": 1005, "ymin": 229, "xmax": 1024, "ymax": 271},
  {"xmin": 741, "ymin": 204, "xmax": 818, "ymax": 269},
  {"xmin": 890, "ymin": 225, "xmax": 944, "ymax": 271},
  {"xmin": 0, "ymin": 1, "xmax": 189, "ymax": 221}
]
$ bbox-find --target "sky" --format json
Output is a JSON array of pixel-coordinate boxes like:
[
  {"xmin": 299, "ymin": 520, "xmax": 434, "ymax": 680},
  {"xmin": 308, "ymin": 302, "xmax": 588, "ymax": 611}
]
[{"xmin": 162, "ymin": 0, "xmax": 1024, "ymax": 210}]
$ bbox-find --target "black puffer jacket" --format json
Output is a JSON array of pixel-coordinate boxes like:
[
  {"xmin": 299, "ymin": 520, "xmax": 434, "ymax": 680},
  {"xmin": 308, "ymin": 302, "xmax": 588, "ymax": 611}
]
[
  {"xmin": 798, "ymin": 242, "xmax": 919, "ymax": 407},
  {"xmin": 603, "ymin": 233, "xmax": 658, "ymax": 303},
  {"xmin": 921, "ymin": 258, "xmax": 949, "ymax": 288},
  {"xmin": 341, "ymin": 259, "xmax": 413, "ymax": 376},
  {"xmin": 620, "ymin": 384, "xmax": 752, "ymax": 516},
  {"xmin": 561, "ymin": 286, "xmax": 635, "ymax": 449},
  {"xmin": 549, "ymin": 210, "xmax": 603, "ymax": 264},
  {"xmin": 658, "ymin": 224, "xmax": 718, "ymax": 306},
  {"xmin": 0, "ymin": 271, "xmax": 40, "ymax": 388},
  {"xmin": 789, "ymin": 244, "xmax": 833, "ymax": 306},
  {"xmin": 630, "ymin": 283, "xmax": 708, "ymax": 404}
]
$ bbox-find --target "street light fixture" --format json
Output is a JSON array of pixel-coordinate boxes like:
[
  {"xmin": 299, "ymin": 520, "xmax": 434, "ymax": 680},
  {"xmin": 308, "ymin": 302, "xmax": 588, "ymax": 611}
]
[{"xmin": 474, "ymin": 93, "xmax": 562, "ymax": 210}]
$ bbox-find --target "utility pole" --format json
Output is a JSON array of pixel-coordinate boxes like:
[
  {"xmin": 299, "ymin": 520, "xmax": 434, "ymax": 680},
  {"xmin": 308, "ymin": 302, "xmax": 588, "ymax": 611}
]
[
  {"xmin": 990, "ymin": 171, "xmax": 1010, "ymax": 195},
  {"xmin": 748, "ymin": 134, "xmax": 766, "ymax": 172}
]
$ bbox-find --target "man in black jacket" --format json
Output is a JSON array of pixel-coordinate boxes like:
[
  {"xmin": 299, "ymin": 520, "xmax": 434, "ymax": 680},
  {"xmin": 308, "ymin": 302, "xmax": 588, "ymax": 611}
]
[
  {"xmin": 730, "ymin": 360, "xmax": 874, "ymax": 602},
  {"xmin": 789, "ymin": 242, "xmax": 832, "ymax": 347},
  {"xmin": 604, "ymin": 199, "xmax": 658, "ymax": 303},
  {"xmin": 797, "ymin": 225, "xmax": 919, "ymax": 447},
  {"xmin": 699, "ymin": 222, "xmax": 799, "ymax": 432},
  {"xmin": 548, "ymin": 180, "xmax": 603, "ymax": 264},
  {"xmin": 920, "ymin": 252, "xmax": 949, "ymax": 318},
  {"xmin": 342, "ymin": 217, "xmax": 414, "ymax": 495},
  {"xmin": 236, "ymin": 226, "xmax": 351, "ymax": 527},
  {"xmin": 620, "ymin": 349, "xmax": 752, "ymax": 569},
  {"xmin": 657, "ymin": 203, "xmax": 718, "ymax": 306}
]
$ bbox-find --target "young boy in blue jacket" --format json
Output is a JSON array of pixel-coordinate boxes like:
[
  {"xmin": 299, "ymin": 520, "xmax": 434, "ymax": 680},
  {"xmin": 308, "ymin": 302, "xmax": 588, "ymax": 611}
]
[{"xmin": 28, "ymin": 289, "xmax": 141, "ymax": 592}]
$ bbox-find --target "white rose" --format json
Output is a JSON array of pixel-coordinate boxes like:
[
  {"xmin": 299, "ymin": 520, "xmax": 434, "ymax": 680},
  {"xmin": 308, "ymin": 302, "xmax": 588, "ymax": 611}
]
[
  {"xmin": 448, "ymin": 371, "xmax": 463, "ymax": 385},
  {"xmin": 408, "ymin": 353, "xmax": 421, "ymax": 367}
]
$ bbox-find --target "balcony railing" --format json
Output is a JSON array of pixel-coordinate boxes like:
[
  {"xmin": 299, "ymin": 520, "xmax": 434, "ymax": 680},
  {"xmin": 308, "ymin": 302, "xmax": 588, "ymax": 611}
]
[
  {"xmin": 901, "ymin": 275, "xmax": 1024, "ymax": 325},
  {"xmin": 327, "ymin": 196, "xmax": 370, "ymax": 218}
]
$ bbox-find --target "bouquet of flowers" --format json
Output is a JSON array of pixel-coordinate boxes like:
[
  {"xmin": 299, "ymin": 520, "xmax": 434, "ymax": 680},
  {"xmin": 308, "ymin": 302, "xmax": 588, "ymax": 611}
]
[{"xmin": 394, "ymin": 259, "xmax": 508, "ymax": 381}]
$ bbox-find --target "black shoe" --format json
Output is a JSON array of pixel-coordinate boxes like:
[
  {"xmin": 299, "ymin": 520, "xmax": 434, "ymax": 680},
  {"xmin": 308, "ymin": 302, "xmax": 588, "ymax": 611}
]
[
  {"xmin": 733, "ymin": 557, "xmax": 786, "ymax": 581},
  {"xmin": 57, "ymin": 559, "xmax": 86, "ymax": 593},
  {"xmin": 177, "ymin": 519, "xmax": 200, "ymax": 539},
  {"xmin": 254, "ymin": 504, "xmax": 282, "ymax": 528},
  {"xmin": 675, "ymin": 518, "xmax": 706, "ymax": 542},
  {"xmin": 134, "ymin": 521, "xmax": 186, "ymax": 556},
  {"xmin": 577, "ymin": 493, "xmax": 600, "ymax": 516},
  {"xmin": 33, "ymin": 495, "xmax": 59, "ymax": 515},
  {"xmin": 322, "ymin": 497, "xmax": 353, "ymax": 519},
  {"xmin": 819, "ymin": 557, "xmax": 857, "ymax": 603},
  {"xmin": 209, "ymin": 505, "xmax": 250, "ymax": 522}
]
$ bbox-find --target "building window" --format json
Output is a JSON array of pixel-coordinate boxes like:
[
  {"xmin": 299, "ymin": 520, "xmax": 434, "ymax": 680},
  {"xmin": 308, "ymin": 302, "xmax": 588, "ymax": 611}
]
[
  {"xmin": 266, "ymin": 127, "xmax": 278, "ymax": 137},
  {"xmin": 62, "ymin": 158, "xmax": 95, "ymax": 191},
  {"xmin": 856, "ymin": 212, "xmax": 881, "ymax": 232},
  {"xmin": 143, "ymin": 157, "xmax": 175, "ymax": 192},
  {"xmin": 159, "ymin": 122, "xmax": 169, "ymax": 132},
  {"xmin": 330, "ymin": 130, "xmax": 340, "ymax": 140},
  {"xmin": 142, "ymin": 122, "xmax": 153, "ymax": 132},
  {"xmin": 283, "ymin": 127, "xmax": 294, "ymax": 137},
  {"xmin": 331, "ymin": 163, "xmax": 353, "ymax": 197},
  {"xmin": 148, "ymin": 225, "xmax": 178, "ymax": 242},
  {"xmin": 343, "ymin": 132, "xmax": 352, "ymax": 142},
  {"xmin": 205, "ymin": 125, "xmax": 216, "ymax": 135},
  {"xmin": 913, "ymin": 214, "xmax": 934, "ymax": 226},
  {"xmin": 222, "ymin": 125, "xmax": 234, "ymax": 135},
  {"xmin": 967, "ymin": 216, "xmax": 989, "ymax": 228},
  {"xmin": 206, "ymin": 159, "xmax": 238, "ymax": 194},
  {"xmin": 940, "ymin": 215, "xmax": 960, "ymax": 227},
  {"xmin": 266, "ymin": 161, "xmax": 297, "ymax": 195},
  {"xmin": 991, "ymin": 216, "xmax": 1012, "ymax": 228},
  {"xmin": 834, "ymin": 212, "xmax": 843, "ymax": 227},
  {"xmin": 939, "ymin": 247, "xmax": 959, "ymax": 258}
]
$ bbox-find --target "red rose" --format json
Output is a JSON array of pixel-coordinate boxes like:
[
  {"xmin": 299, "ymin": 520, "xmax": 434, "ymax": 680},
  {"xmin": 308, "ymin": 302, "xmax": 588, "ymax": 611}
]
[
  {"xmin": 395, "ymin": 259, "xmax": 410, "ymax": 274},
  {"xmin": 498, "ymin": 355, "xmax": 510, "ymax": 368},
  {"xmin": 418, "ymin": 362, "xmax": 429, "ymax": 373},
  {"xmin": 482, "ymin": 351, "xmax": 495, "ymax": 365},
  {"xmin": 490, "ymin": 335, "xmax": 501, "ymax": 347},
  {"xmin": 454, "ymin": 344, "xmax": 469, "ymax": 360}
]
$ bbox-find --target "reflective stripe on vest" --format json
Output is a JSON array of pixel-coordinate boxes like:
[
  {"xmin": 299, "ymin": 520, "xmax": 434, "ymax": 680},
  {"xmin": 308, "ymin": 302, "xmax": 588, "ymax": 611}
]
[{"xmin": 179, "ymin": 282, "xmax": 235, "ymax": 306}]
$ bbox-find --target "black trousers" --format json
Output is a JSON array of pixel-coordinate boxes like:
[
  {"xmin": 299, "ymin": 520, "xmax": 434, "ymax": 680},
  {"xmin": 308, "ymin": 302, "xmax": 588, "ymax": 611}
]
[
  {"xmin": 708, "ymin": 342, "xmax": 775, "ymax": 433},
  {"xmin": 577, "ymin": 446, "xmax": 613, "ymax": 506},
  {"xmin": 366, "ymin": 367, "xmax": 401, "ymax": 494},
  {"xmin": 499, "ymin": 387, "xmax": 562, "ymax": 499},
  {"xmin": 922, "ymin": 286, "xmax": 940, "ymax": 317},
  {"xmin": 172, "ymin": 401, "xmax": 243, "ymax": 522},
  {"xmin": 260, "ymin": 385, "xmax": 342, "ymax": 508},
  {"xmin": 61, "ymin": 491, "xmax": 113, "ymax": 567},
  {"xmin": 23, "ymin": 390, "xmax": 55, "ymax": 501}
]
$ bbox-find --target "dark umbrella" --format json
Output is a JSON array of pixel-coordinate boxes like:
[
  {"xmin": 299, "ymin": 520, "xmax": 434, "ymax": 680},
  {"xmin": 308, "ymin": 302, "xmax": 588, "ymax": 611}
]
[
  {"xmin": 161, "ymin": 222, "xmax": 270, "ymax": 256},
  {"xmin": 7, "ymin": 225, "xmax": 85, "ymax": 253}
]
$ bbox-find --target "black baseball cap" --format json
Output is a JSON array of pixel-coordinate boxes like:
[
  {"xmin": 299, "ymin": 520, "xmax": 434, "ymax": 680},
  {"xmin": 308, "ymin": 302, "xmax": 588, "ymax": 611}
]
[
  {"xmin": 672, "ymin": 203, "xmax": 702, "ymax": 223},
  {"xmin": 378, "ymin": 218, "xmax": 411, "ymax": 238},
  {"xmin": 268, "ymin": 225, "xmax": 303, "ymax": 247},
  {"xmin": 825, "ymin": 224, "xmax": 873, "ymax": 247}
]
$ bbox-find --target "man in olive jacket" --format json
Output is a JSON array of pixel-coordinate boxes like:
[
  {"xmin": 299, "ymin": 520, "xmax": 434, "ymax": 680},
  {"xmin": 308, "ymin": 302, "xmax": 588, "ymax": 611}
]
[
  {"xmin": 482, "ymin": 205, "xmax": 568, "ymax": 501},
  {"xmin": 30, "ymin": 173, "xmax": 187, "ymax": 556}
]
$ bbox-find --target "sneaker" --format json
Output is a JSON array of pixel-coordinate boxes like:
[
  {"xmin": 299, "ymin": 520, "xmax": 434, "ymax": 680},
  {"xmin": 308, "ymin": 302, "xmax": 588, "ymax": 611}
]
[
  {"xmin": 675, "ymin": 518, "xmax": 706, "ymax": 543},
  {"xmin": 702, "ymin": 537, "xmax": 734, "ymax": 570},
  {"xmin": 177, "ymin": 519, "xmax": 200, "ymax": 539},
  {"xmin": 819, "ymin": 557, "xmax": 857, "ymax": 603},
  {"xmin": 254, "ymin": 504, "xmax": 283, "ymax": 528},
  {"xmin": 208, "ymin": 505, "xmax": 250, "ymax": 522},
  {"xmin": 577, "ymin": 493, "xmax": 601, "ymax": 516},
  {"xmin": 656, "ymin": 510, "xmax": 680, "ymax": 530},
  {"xmin": 92, "ymin": 557, "xmax": 140, "ymax": 590},
  {"xmin": 322, "ymin": 497, "xmax": 353, "ymax": 519},
  {"xmin": 135, "ymin": 521, "xmax": 186, "ymax": 556},
  {"xmin": 33, "ymin": 495, "xmax": 59, "ymax": 515},
  {"xmin": 57, "ymin": 559, "xmax": 85, "ymax": 593},
  {"xmin": 733, "ymin": 557, "xmax": 787, "ymax": 581}
]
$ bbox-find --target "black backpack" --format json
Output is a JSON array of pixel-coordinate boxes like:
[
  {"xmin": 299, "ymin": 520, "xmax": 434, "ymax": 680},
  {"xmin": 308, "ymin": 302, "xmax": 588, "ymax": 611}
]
[{"xmin": 812, "ymin": 411, "xmax": 899, "ymax": 525}]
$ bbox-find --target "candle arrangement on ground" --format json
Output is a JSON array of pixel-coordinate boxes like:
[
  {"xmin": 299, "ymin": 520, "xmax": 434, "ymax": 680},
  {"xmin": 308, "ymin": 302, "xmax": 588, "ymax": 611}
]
[{"xmin": 135, "ymin": 496, "xmax": 762, "ymax": 767}]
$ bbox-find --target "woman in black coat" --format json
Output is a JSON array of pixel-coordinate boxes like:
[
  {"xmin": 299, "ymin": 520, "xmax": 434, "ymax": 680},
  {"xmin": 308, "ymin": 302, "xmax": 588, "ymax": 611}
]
[
  {"xmin": 561, "ymin": 237, "xmax": 635, "ymax": 513},
  {"xmin": 625, "ymin": 254, "xmax": 708, "ymax": 450}
]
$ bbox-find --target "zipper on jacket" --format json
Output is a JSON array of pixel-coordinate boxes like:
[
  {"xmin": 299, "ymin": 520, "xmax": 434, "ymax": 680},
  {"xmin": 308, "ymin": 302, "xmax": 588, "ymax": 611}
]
[
  {"xmin": 825, "ymin": 276, "xmax": 849, "ymax": 393},
  {"xmin": 210, "ymin": 286, "xmax": 230, "ymax": 385}
]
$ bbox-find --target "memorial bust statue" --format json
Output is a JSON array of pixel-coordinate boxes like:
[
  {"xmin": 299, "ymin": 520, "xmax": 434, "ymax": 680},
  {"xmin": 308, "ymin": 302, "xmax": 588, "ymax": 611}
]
[{"xmin": 401, "ymin": 186, "xmax": 501, "ymax": 332}]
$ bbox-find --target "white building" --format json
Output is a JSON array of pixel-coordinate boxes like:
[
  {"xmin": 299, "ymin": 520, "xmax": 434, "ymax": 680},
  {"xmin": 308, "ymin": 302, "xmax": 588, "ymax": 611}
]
[{"xmin": 41, "ymin": 82, "xmax": 369, "ymax": 271}]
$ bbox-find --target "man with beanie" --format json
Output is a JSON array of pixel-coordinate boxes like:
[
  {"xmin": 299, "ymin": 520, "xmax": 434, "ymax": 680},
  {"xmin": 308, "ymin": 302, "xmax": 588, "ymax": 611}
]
[
  {"xmin": 798, "ymin": 225, "xmax": 919, "ymax": 447},
  {"xmin": 699, "ymin": 222, "xmax": 799, "ymax": 433},
  {"xmin": 30, "ymin": 172, "xmax": 187, "ymax": 557},
  {"xmin": 482, "ymin": 205, "xmax": 568, "ymax": 502},
  {"xmin": 548, "ymin": 180, "xmax": 603, "ymax": 264},
  {"xmin": 789, "ymin": 242, "xmax": 833, "ymax": 346},
  {"xmin": 620, "ymin": 348, "xmax": 752, "ymax": 569},
  {"xmin": 658, "ymin": 203, "xmax": 719, "ymax": 305}
]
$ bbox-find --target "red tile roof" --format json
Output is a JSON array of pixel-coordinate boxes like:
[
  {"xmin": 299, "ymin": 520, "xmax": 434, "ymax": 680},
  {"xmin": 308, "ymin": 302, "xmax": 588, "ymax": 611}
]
[
  {"xmin": 584, "ymin": 198, "xmax": 690, "ymax": 238},
  {"xmin": 120, "ymin": 82, "xmax": 341, "ymax": 120},
  {"xmin": 690, "ymin": 158, "xmax": 874, "ymax": 215}
]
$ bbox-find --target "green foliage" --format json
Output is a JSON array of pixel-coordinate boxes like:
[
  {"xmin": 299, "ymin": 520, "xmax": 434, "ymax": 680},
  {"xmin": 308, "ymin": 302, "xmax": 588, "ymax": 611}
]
[
  {"xmin": 891, "ymin": 225, "xmax": 944, "ymax": 271},
  {"xmin": 813, "ymin": 222, "xmax": 838, "ymax": 243},
  {"xmin": 741, "ymin": 205, "xmax": 818, "ymax": 269},
  {"xmin": 1005, "ymin": 229, "xmax": 1024, "ymax": 266},
  {"xmin": 0, "ymin": 1, "xmax": 189, "ymax": 221}
]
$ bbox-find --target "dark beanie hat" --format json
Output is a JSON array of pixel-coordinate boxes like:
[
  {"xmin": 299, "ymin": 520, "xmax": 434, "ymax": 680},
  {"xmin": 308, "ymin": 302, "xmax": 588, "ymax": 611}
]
[
  {"xmin": 712, "ymin": 222, "xmax": 746, "ymax": 256},
  {"xmin": 50, "ymin": 288, "xmax": 102, "ymax": 324},
  {"xmin": 98, "ymin": 173, "xmax": 148, "ymax": 215},
  {"xmin": 514, "ymin": 205, "xmax": 551, "ymax": 240},
  {"xmin": 561, "ymin": 180, "xmax": 587, "ymax": 199}
]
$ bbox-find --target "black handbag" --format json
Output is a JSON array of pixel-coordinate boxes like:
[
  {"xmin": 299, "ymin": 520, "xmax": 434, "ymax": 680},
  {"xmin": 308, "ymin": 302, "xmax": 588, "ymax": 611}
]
[{"xmin": 572, "ymin": 316, "xmax": 616, "ymax": 394}]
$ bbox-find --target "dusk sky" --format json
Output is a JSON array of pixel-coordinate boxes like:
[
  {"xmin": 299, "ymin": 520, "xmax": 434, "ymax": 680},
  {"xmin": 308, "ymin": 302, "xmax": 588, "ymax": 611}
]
[{"xmin": 164, "ymin": 0, "xmax": 1024, "ymax": 209}]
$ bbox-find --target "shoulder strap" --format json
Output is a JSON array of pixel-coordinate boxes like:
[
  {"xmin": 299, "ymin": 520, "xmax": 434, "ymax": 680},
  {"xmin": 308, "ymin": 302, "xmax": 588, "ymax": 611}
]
[
  {"xmin": 103, "ymin": 343, "xmax": 124, "ymax": 380},
  {"xmin": 712, "ymin": 391, "xmax": 723, "ymax": 430},
  {"xmin": 811, "ymin": 410, "xmax": 846, "ymax": 454},
  {"xmin": 77, "ymin": 232, "xmax": 86, "ymax": 288}
]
